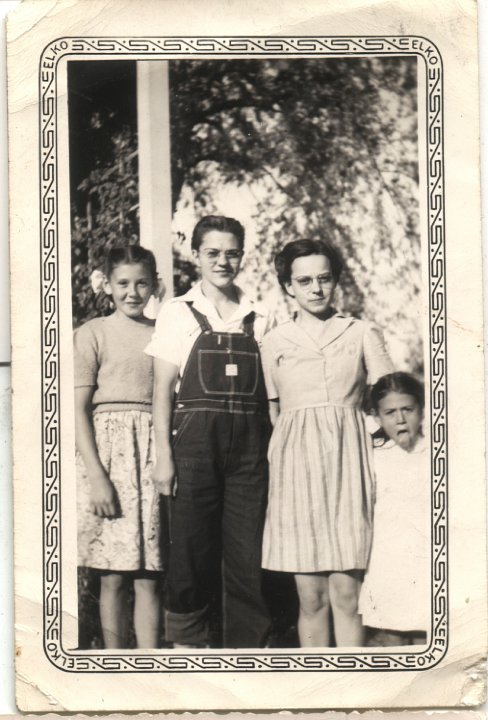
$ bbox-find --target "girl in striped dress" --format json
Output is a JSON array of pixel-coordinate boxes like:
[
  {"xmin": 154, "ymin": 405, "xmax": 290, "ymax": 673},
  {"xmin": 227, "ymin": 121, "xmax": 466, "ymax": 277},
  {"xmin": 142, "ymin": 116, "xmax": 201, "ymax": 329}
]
[{"xmin": 261, "ymin": 239, "xmax": 393, "ymax": 647}]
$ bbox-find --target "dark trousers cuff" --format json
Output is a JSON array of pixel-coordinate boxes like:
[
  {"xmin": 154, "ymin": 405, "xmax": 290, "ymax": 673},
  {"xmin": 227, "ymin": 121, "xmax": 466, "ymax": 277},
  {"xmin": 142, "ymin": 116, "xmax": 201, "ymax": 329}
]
[{"xmin": 164, "ymin": 606, "xmax": 209, "ymax": 646}]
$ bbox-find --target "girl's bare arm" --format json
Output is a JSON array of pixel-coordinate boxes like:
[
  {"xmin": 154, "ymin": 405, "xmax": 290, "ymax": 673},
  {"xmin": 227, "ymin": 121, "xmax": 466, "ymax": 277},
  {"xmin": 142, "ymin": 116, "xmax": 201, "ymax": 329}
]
[
  {"xmin": 152, "ymin": 358, "xmax": 179, "ymax": 496},
  {"xmin": 74, "ymin": 385, "xmax": 117, "ymax": 517},
  {"xmin": 269, "ymin": 398, "xmax": 280, "ymax": 426}
]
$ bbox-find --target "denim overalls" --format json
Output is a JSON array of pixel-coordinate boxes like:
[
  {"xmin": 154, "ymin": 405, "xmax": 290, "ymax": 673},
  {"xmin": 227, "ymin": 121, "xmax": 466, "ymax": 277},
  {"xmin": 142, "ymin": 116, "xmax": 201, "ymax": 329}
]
[{"xmin": 165, "ymin": 303, "xmax": 271, "ymax": 648}]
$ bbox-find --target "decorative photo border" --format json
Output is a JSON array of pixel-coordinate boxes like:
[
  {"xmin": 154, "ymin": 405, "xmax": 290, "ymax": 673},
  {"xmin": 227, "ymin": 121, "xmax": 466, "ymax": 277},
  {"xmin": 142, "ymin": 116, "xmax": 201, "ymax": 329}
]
[{"xmin": 40, "ymin": 35, "xmax": 446, "ymax": 673}]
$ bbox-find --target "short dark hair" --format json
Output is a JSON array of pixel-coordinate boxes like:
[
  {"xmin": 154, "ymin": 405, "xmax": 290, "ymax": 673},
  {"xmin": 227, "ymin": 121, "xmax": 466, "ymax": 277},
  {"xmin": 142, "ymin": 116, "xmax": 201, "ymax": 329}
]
[
  {"xmin": 274, "ymin": 239, "xmax": 343, "ymax": 291},
  {"xmin": 191, "ymin": 215, "xmax": 245, "ymax": 251},
  {"xmin": 371, "ymin": 372, "xmax": 425, "ymax": 411},
  {"xmin": 104, "ymin": 245, "xmax": 158, "ymax": 291}
]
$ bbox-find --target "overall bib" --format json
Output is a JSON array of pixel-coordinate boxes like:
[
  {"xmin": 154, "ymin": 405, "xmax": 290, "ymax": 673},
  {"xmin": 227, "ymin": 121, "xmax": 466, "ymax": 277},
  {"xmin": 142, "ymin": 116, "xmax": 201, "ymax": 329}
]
[{"xmin": 165, "ymin": 303, "xmax": 271, "ymax": 648}]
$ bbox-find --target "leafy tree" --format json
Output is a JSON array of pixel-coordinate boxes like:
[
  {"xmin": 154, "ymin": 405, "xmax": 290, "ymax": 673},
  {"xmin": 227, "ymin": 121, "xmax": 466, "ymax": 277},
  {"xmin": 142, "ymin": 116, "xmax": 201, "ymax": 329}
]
[
  {"xmin": 169, "ymin": 58, "xmax": 420, "ymax": 370},
  {"xmin": 70, "ymin": 58, "xmax": 420, "ymax": 366},
  {"xmin": 71, "ymin": 126, "xmax": 139, "ymax": 327}
]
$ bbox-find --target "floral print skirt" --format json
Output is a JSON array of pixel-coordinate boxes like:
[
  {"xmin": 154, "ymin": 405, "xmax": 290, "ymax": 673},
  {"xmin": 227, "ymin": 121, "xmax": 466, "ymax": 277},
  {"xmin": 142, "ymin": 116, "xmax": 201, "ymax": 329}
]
[{"xmin": 77, "ymin": 410, "xmax": 166, "ymax": 572}]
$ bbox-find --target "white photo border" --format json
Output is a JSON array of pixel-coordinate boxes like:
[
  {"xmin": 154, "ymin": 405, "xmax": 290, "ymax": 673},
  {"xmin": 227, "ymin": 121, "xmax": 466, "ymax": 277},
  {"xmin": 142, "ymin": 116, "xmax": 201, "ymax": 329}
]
[{"xmin": 40, "ymin": 35, "xmax": 446, "ymax": 673}]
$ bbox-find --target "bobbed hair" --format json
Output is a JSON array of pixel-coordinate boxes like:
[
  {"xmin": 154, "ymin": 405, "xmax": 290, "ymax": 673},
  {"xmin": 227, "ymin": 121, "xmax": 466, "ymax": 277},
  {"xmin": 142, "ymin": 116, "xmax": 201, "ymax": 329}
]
[
  {"xmin": 191, "ymin": 215, "xmax": 245, "ymax": 251},
  {"xmin": 370, "ymin": 372, "xmax": 425, "ymax": 412},
  {"xmin": 104, "ymin": 244, "xmax": 158, "ymax": 291},
  {"xmin": 274, "ymin": 239, "xmax": 343, "ymax": 291}
]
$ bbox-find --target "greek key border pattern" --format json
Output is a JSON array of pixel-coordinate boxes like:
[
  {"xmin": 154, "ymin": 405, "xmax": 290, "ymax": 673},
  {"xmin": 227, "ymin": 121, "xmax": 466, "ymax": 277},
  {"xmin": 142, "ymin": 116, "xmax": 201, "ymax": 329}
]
[{"xmin": 40, "ymin": 36, "xmax": 446, "ymax": 673}]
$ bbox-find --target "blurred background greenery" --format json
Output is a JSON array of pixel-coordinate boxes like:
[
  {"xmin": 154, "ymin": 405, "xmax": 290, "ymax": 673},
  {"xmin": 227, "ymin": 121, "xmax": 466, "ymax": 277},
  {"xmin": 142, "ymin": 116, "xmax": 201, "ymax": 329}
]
[{"xmin": 70, "ymin": 57, "xmax": 420, "ymax": 371}]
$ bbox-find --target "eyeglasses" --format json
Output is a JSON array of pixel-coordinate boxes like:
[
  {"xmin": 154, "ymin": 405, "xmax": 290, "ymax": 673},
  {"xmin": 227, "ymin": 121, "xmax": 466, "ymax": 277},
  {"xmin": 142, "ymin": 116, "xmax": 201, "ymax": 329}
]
[
  {"xmin": 199, "ymin": 249, "xmax": 244, "ymax": 262},
  {"xmin": 292, "ymin": 274, "xmax": 335, "ymax": 288}
]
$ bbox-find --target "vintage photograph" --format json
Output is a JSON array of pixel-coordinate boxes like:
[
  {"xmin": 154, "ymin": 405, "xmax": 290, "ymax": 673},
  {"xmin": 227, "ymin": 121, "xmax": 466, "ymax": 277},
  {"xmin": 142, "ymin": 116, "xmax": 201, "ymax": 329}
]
[
  {"xmin": 69, "ymin": 55, "xmax": 429, "ymax": 651},
  {"xmin": 8, "ymin": 0, "xmax": 484, "ymax": 711}
]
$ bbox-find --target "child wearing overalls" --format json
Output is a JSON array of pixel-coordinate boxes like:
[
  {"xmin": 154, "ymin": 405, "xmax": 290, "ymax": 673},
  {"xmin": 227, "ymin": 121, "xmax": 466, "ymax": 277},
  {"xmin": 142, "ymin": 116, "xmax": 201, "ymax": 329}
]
[{"xmin": 146, "ymin": 216, "xmax": 274, "ymax": 648}]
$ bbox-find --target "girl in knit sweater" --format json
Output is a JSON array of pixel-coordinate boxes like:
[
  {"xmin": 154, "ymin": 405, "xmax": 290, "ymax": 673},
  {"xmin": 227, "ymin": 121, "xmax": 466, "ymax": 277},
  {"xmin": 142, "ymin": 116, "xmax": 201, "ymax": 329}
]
[{"xmin": 75, "ymin": 245, "xmax": 166, "ymax": 649}]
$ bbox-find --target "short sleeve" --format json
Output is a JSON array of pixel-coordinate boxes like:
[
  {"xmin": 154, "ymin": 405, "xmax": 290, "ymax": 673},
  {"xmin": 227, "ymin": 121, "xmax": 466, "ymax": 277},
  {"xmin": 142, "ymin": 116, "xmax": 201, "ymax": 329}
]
[
  {"xmin": 73, "ymin": 322, "xmax": 99, "ymax": 388},
  {"xmin": 144, "ymin": 302, "xmax": 185, "ymax": 369},
  {"xmin": 260, "ymin": 334, "xmax": 279, "ymax": 400},
  {"xmin": 363, "ymin": 322, "xmax": 395, "ymax": 385},
  {"xmin": 265, "ymin": 311, "xmax": 278, "ymax": 334},
  {"xmin": 253, "ymin": 304, "xmax": 277, "ymax": 345}
]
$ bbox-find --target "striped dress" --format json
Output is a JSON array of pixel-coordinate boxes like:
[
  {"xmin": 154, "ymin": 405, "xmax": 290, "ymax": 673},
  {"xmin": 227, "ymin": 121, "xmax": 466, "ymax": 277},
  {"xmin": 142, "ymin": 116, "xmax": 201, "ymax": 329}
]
[{"xmin": 261, "ymin": 314, "xmax": 393, "ymax": 573}]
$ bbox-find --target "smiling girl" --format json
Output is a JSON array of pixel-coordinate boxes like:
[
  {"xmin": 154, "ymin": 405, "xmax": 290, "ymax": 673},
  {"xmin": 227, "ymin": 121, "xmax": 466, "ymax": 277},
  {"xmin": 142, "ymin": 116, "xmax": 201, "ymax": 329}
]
[
  {"xmin": 75, "ymin": 245, "xmax": 166, "ymax": 649},
  {"xmin": 261, "ymin": 239, "xmax": 394, "ymax": 648}
]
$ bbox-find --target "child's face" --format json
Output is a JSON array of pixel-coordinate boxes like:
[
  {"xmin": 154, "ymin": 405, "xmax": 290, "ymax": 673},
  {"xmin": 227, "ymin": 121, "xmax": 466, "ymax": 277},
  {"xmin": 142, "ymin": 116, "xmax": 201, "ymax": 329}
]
[
  {"xmin": 194, "ymin": 230, "xmax": 243, "ymax": 290},
  {"xmin": 287, "ymin": 254, "xmax": 336, "ymax": 318},
  {"xmin": 376, "ymin": 391, "xmax": 423, "ymax": 451},
  {"xmin": 104, "ymin": 262, "xmax": 154, "ymax": 319}
]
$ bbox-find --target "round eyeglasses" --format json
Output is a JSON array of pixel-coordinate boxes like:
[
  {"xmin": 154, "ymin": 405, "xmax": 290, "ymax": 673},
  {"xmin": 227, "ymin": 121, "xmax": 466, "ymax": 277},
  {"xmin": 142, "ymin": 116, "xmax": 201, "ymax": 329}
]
[
  {"xmin": 291, "ymin": 274, "xmax": 334, "ymax": 288},
  {"xmin": 199, "ymin": 249, "xmax": 244, "ymax": 262}
]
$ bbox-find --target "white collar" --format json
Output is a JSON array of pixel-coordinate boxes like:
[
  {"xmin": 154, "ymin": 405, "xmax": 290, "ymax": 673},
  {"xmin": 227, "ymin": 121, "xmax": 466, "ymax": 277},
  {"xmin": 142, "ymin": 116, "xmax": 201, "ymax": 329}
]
[
  {"xmin": 379, "ymin": 435, "xmax": 427, "ymax": 454},
  {"xmin": 173, "ymin": 282, "xmax": 267, "ymax": 323},
  {"xmin": 275, "ymin": 311, "xmax": 356, "ymax": 351}
]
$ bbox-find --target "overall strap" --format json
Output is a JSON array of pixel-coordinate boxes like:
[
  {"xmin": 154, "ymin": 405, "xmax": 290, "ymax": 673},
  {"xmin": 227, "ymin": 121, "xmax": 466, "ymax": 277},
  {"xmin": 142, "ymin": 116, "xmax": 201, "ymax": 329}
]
[
  {"xmin": 242, "ymin": 311, "xmax": 256, "ymax": 337},
  {"xmin": 187, "ymin": 302, "xmax": 256, "ymax": 337},
  {"xmin": 186, "ymin": 302, "xmax": 212, "ymax": 333}
]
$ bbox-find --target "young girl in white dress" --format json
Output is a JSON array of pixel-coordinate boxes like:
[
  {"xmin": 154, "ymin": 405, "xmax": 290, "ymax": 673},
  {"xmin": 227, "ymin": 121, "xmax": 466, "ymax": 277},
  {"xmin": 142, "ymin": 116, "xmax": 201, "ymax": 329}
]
[
  {"xmin": 75, "ymin": 245, "xmax": 166, "ymax": 649},
  {"xmin": 261, "ymin": 239, "xmax": 394, "ymax": 647},
  {"xmin": 359, "ymin": 372, "xmax": 429, "ymax": 646}
]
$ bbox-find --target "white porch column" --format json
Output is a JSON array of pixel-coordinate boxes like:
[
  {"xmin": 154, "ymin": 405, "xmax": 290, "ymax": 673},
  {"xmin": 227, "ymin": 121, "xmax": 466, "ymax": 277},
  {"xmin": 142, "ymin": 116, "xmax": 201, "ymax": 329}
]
[{"xmin": 137, "ymin": 60, "xmax": 173, "ymax": 316}]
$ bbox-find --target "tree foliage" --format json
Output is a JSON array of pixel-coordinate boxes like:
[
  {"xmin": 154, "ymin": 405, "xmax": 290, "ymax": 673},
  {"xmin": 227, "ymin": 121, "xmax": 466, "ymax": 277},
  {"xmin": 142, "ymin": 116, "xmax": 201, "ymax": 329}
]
[
  {"xmin": 71, "ymin": 126, "xmax": 140, "ymax": 327},
  {"xmin": 70, "ymin": 57, "xmax": 421, "ymax": 368},
  {"xmin": 169, "ymin": 58, "xmax": 421, "ymax": 370}
]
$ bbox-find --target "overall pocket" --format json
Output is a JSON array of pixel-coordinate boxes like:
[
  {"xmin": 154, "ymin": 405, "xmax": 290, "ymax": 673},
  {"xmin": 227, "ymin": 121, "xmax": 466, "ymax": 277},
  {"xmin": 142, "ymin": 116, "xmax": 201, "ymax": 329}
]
[{"xmin": 197, "ymin": 349, "xmax": 259, "ymax": 396}]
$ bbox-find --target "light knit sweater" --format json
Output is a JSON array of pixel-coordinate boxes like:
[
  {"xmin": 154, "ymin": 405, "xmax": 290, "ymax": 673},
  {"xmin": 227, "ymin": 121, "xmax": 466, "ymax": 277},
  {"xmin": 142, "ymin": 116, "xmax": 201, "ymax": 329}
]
[{"xmin": 74, "ymin": 312, "xmax": 155, "ymax": 412}]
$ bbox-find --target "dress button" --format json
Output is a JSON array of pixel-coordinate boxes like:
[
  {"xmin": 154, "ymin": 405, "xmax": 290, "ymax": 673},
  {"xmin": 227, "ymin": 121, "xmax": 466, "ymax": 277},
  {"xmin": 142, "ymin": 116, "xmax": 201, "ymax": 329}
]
[
  {"xmin": 172, "ymin": 429, "xmax": 177, "ymax": 436},
  {"xmin": 177, "ymin": 403, "xmax": 184, "ymax": 409},
  {"xmin": 204, "ymin": 330, "xmax": 211, "ymax": 335}
]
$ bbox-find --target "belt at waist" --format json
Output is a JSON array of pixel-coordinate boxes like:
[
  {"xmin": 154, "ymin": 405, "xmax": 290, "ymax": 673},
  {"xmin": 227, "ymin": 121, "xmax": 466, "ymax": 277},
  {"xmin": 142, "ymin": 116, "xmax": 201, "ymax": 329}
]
[
  {"xmin": 93, "ymin": 402, "xmax": 152, "ymax": 414},
  {"xmin": 279, "ymin": 402, "xmax": 362, "ymax": 412}
]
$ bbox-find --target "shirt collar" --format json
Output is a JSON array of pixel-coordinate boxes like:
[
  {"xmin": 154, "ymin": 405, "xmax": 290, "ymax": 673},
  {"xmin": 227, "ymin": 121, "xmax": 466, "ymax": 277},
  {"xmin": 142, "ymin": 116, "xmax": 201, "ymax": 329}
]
[
  {"xmin": 173, "ymin": 282, "xmax": 266, "ymax": 323},
  {"xmin": 380, "ymin": 434, "xmax": 427, "ymax": 454},
  {"xmin": 276, "ymin": 310, "xmax": 356, "ymax": 351}
]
